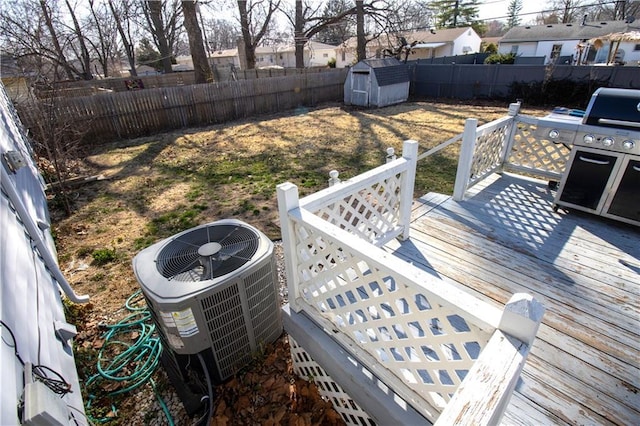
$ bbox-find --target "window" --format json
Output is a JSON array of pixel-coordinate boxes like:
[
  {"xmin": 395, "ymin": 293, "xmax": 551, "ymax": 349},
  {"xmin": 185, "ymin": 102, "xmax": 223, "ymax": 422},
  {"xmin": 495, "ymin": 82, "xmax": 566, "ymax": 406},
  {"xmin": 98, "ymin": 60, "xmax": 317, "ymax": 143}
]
[
  {"xmin": 634, "ymin": 44, "xmax": 640, "ymax": 52},
  {"xmin": 551, "ymin": 44, "xmax": 562, "ymax": 59},
  {"xmin": 323, "ymin": 53, "xmax": 328, "ymax": 58},
  {"xmin": 341, "ymin": 51, "xmax": 346, "ymax": 61},
  {"xmin": 510, "ymin": 45, "xmax": 519, "ymax": 54}
]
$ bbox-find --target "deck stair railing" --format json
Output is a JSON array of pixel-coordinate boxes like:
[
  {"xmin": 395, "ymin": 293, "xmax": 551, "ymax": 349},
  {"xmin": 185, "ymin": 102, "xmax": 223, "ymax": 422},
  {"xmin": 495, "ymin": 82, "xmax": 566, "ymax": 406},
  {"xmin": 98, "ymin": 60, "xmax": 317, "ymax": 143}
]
[
  {"xmin": 277, "ymin": 140, "xmax": 545, "ymax": 424},
  {"xmin": 453, "ymin": 102, "xmax": 573, "ymax": 201}
]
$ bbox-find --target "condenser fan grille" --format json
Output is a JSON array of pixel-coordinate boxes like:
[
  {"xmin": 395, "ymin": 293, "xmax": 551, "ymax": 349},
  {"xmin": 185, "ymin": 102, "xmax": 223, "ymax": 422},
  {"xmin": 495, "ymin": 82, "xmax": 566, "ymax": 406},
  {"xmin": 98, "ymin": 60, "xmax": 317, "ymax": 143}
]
[{"xmin": 156, "ymin": 224, "xmax": 260, "ymax": 282}]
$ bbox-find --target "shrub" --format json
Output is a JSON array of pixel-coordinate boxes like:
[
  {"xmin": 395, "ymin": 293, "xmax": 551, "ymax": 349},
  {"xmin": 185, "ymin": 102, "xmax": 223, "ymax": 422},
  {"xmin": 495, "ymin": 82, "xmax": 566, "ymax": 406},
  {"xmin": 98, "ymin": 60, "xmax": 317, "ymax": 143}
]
[
  {"xmin": 327, "ymin": 58, "xmax": 337, "ymax": 68},
  {"xmin": 484, "ymin": 52, "xmax": 516, "ymax": 64},
  {"xmin": 91, "ymin": 247, "xmax": 117, "ymax": 265}
]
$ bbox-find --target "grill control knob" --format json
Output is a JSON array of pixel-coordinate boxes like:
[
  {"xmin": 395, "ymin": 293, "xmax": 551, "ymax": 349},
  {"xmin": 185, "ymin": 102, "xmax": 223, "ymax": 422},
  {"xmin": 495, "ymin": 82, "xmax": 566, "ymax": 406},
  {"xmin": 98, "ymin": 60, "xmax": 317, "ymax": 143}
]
[
  {"xmin": 583, "ymin": 134, "xmax": 595, "ymax": 144},
  {"xmin": 622, "ymin": 140, "xmax": 635, "ymax": 150},
  {"xmin": 548, "ymin": 129, "xmax": 560, "ymax": 139},
  {"xmin": 602, "ymin": 137, "xmax": 614, "ymax": 147}
]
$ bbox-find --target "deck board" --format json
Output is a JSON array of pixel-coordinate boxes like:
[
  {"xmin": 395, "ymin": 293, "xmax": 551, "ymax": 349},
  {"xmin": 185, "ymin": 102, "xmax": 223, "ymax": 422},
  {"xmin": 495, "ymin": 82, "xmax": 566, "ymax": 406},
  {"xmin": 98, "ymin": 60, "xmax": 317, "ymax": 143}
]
[{"xmin": 390, "ymin": 172, "xmax": 640, "ymax": 425}]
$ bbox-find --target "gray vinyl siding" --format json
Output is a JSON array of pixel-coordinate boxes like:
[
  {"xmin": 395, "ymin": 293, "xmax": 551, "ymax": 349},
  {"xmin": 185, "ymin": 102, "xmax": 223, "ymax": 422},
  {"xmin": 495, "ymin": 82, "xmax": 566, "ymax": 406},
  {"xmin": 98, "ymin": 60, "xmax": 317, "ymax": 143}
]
[{"xmin": 0, "ymin": 83, "xmax": 87, "ymax": 425}]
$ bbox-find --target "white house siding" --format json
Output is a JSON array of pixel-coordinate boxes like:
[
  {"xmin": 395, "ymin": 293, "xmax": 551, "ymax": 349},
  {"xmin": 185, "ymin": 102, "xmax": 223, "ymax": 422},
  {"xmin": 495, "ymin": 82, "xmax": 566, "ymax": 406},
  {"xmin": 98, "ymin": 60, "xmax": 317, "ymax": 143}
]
[
  {"xmin": 451, "ymin": 28, "xmax": 482, "ymax": 55},
  {"xmin": 498, "ymin": 42, "xmax": 538, "ymax": 57},
  {"xmin": 0, "ymin": 83, "xmax": 87, "ymax": 424}
]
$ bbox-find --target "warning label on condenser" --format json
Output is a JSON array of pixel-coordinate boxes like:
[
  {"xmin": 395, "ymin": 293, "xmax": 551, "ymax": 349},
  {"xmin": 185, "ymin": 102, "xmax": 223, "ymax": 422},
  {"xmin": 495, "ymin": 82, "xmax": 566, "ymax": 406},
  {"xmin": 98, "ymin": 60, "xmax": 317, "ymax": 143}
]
[{"xmin": 171, "ymin": 308, "xmax": 199, "ymax": 337}]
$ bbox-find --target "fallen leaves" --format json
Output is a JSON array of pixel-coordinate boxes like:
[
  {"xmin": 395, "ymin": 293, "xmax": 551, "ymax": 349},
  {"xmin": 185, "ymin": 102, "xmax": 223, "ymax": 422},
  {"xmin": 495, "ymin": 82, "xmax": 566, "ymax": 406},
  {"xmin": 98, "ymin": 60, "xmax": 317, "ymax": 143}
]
[{"xmin": 211, "ymin": 334, "xmax": 345, "ymax": 425}]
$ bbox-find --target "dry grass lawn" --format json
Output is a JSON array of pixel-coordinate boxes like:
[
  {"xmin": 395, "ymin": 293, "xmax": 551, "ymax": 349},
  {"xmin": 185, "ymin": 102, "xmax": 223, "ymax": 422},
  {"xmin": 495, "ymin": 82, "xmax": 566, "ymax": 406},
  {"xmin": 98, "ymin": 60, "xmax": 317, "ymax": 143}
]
[{"xmin": 54, "ymin": 99, "xmax": 548, "ymax": 424}]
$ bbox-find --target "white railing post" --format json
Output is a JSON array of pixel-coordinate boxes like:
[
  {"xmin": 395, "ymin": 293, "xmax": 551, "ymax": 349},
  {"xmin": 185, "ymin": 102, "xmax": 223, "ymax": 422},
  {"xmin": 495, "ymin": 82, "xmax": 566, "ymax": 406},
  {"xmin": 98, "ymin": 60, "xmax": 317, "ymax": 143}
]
[
  {"xmin": 436, "ymin": 293, "xmax": 544, "ymax": 426},
  {"xmin": 399, "ymin": 140, "xmax": 418, "ymax": 240},
  {"xmin": 499, "ymin": 293, "xmax": 546, "ymax": 346},
  {"xmin": 507, "ymin": 101, "xmax": 521, "ymax": 117},
  {"xmin": 499, "ymin": 102, "xmax": 522, "ymax": 171},
  {"xmin": 277, "ymin": 182, "xmax": 302, "ymax": 312},
  {"xmin": 452, "ymin": 118, "xmax": 478, "ymax": 201},
  {"xmin": 328, "ymin": 170, "xmax": 340, "ymax": 186}
]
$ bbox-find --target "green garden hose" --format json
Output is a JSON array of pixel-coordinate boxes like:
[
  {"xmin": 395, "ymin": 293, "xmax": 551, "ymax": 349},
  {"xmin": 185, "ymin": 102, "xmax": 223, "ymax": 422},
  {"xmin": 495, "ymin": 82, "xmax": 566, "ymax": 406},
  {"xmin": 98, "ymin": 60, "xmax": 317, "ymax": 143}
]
[{"xmin": 84, "ymin": 290, "xmax": 174, "ymax": 425}]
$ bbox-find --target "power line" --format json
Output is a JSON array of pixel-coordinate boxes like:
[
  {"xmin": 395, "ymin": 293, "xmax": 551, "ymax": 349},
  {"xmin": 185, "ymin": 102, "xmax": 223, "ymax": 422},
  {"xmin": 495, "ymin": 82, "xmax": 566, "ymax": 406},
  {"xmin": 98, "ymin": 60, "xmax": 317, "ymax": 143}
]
[{"xmin": 476, "ymin": 0, "xmax": 620, "ymax": 22}]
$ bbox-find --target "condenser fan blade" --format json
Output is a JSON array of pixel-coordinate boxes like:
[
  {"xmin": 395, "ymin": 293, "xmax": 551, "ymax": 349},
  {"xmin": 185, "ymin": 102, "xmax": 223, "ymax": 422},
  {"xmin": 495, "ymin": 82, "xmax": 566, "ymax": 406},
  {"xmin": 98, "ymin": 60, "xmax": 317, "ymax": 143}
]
[{"xmin": 155, "ymin": 222, "xmax": 262, "ymax": 282}]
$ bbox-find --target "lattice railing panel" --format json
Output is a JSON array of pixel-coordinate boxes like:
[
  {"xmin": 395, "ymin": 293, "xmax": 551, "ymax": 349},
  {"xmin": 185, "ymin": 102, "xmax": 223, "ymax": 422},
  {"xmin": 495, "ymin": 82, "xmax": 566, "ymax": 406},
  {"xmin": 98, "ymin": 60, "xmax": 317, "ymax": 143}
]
[
  {"xmin": 289, "ymin": 337, "xmax": 376, "ymax": 426},
  {"xmin": 469, "ymin": 122, "xmax": 511, "ymax": 185},
  {"xmin": 311, "ymin": 172, "xmax": 403, "ymax": 245},
  {"xmin": 292, "ymin": 221, "xmax": 491, "ymax": 413},
  {"xmin": 506, "ymin": 119, "xmax": 571, "ymax": 178}
]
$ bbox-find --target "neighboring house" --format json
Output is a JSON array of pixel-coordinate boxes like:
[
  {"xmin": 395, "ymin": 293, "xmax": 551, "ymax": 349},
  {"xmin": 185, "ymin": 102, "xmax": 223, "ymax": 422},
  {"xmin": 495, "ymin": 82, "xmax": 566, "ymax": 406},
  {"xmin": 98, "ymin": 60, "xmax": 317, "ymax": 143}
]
[
  {"xmin": 0, "ymin": 82, "xmax": 88, "ymax": 424},
  {"xmin": 211, "ymin": 48, "xmax": 241, "ymax": 68},
  {"xmin": 499, "ymin": 20, "xmax": 640, "ymax": 65},
  {"xmin": 336, "ymin": 27, "xmax": 482, "ymax": 68},
  {"xmin": 211, "ymin": 41, "xmax": 337, "ymax": 70},
  {"xmin": 0, "ymin": 53, "xmax": 31, "ymax": 102}
]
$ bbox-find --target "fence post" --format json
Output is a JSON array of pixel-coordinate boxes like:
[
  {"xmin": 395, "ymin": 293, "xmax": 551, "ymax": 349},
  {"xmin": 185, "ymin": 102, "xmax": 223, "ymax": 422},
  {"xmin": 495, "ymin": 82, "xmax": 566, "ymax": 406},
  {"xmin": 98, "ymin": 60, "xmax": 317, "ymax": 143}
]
[
  {"xmin": 452, "ymin": 118, "xmax": 478, "ymax": 201},
  {"xmin": 277, "ymin": 182, "xmax": 302, "ymax": 312},
  {"xmin": 399, "ymin": 140, "xmax": 418, "ymax": 240},
  {"xmin": 386, "ymin": 147, "xmax": 396, "ymax": 163},
  {"xmin": 328, "ymin": 170, "xmax": 341, "ymax": 186}
]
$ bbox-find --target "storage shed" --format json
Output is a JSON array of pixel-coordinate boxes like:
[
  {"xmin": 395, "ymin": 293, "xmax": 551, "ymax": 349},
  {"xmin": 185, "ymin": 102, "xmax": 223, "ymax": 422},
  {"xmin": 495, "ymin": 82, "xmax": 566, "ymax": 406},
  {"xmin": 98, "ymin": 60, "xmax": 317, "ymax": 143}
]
[{"xmin": 344, "ymin": 58, "xmax": 410, "ymax": 108}]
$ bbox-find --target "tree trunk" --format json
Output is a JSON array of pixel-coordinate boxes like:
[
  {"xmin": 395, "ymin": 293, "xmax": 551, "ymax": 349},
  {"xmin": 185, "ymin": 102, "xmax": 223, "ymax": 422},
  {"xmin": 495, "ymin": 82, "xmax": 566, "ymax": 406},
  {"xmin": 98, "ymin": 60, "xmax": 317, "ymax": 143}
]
[
  {"xmin": 294, "ymin": 0, "xmax": 305, "ymax": 68},
  {"xmin": 147, "ymin": 0, "xmax": 174, "ymax": 73},
  {"xmin": 356, "ymin": 0, "xmax": 366, "ymax": 62},
  {"xmin": 182, "ymin": 0, "xmax": 213, "ymax": 82},
  {"xmin": 39, "ymin": 0, "xmax": 75, "ymax": 80},
  {"xmin": 238, "ymin": 0, "xmax": 256, "ymax": 69}
]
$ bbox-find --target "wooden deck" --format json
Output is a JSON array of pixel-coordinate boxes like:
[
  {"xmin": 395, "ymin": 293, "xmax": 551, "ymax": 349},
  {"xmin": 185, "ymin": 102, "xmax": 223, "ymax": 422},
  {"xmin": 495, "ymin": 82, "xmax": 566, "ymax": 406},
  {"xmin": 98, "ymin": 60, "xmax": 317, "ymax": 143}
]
[{"xmin": 384, "ymin": 172, "xmax": 639, "ymax": 425}]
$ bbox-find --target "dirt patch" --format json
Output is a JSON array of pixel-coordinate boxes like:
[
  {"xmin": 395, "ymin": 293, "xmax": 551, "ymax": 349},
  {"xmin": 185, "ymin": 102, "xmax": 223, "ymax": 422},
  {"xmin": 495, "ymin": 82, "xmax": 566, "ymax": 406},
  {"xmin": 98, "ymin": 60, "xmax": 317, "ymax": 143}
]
[{"xmin": 54, "ymin": 100, "xmax": 548, "ymax": 424}]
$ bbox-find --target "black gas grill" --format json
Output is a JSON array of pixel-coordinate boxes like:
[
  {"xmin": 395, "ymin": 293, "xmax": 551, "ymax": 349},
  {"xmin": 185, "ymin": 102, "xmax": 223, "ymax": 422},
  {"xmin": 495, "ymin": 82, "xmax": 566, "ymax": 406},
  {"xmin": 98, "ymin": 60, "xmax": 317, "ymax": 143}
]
[{"xmin": 554, "ymin": 88, "xmax": 640, "ymax": 226}]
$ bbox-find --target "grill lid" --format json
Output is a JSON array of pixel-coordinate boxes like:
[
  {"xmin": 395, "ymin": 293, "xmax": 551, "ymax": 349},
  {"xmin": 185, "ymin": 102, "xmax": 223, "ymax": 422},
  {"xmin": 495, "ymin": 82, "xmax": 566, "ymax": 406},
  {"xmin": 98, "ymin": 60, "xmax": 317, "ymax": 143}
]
[{"xmin": 583, "ymin": 87, "xmax": 640, "ymax": 130}]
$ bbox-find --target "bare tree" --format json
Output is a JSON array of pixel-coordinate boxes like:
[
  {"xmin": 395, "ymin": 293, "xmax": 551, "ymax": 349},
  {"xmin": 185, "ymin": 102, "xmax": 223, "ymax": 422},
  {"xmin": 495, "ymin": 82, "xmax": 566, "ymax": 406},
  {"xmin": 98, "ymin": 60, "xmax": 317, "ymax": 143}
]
[
  {"xmin": 0, "ymin": 0, "xmax": 88, "ymax": 80},
  {"xmin": 237, "ymin": 0, "xmax": 280, "ymax": 70},
  {"xmin": 202, "ymin": 18, "xmax": 241, "ymax": 51},
  {"xmin": 143, "ymin": 0, "xmax": 177, "ymax": 73},
  {"xmin": 64, "ymin": 0, "xmax": 92, "ymax": 79},
  {"xmin": 108, "ymin": 0, "xmax": 138, "ymax": 76},
  {"xmin": 182, "ymin": 0, "xmax": 213, "ymax": 82},
  {"xmin": 39, "ymin": 0, "xmax": 75, "ymax": 80},
  {"xmin": 86, "ymin": 0, "xmax": 120, "ymax": 77},
  {"xmin": 288, "ymin": 0, "xmax": 356, "ymax": 68}
]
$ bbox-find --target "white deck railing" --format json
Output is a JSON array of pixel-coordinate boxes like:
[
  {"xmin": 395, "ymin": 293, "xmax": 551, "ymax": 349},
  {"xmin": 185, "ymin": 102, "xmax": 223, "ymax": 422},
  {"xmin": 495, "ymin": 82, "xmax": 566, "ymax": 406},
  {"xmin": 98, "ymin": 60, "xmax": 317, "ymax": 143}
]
[
  {"xmin": 453, "ymin": 102, "xmax": 573, "ymax": 201},
  {"xmin": 277, "ymin": 140, "xmax": 545, "ymax": 424}
]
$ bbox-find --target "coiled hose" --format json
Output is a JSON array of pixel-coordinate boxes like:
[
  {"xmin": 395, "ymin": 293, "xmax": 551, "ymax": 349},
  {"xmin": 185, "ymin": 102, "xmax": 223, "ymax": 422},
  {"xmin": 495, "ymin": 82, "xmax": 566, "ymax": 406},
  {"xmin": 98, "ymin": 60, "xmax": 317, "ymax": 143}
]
[{"xmin": 85, "ymin": 290, "xmax": 174, "ymax": 425}]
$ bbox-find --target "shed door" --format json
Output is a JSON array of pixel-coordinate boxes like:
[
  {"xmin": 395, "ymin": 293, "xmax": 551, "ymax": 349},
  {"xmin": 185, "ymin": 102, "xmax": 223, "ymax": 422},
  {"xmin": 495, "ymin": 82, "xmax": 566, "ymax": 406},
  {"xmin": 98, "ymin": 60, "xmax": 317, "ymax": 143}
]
[{"xmin": 351, "ymin": 71, "xmax": 369, "ymax": 107}]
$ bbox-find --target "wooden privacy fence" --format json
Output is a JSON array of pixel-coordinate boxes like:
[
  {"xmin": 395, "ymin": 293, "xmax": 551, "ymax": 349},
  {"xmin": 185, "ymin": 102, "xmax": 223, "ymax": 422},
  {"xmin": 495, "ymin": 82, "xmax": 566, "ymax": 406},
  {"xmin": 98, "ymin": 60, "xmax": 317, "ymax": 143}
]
[
  {"xmin": 44, "ymin": 67, "xmax": 340, "ymax": 97},
  {"xmin": 18, "ymin": 69, "xmax": 348, "ymax": 143}
]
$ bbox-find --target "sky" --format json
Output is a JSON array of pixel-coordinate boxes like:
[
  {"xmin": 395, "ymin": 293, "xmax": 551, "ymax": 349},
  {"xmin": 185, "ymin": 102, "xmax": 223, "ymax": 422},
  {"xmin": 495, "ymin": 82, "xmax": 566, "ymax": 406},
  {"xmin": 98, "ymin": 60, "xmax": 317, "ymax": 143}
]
[{"xmin": 477, "ymin": 0, "xmax": 544, "ymax": 23}]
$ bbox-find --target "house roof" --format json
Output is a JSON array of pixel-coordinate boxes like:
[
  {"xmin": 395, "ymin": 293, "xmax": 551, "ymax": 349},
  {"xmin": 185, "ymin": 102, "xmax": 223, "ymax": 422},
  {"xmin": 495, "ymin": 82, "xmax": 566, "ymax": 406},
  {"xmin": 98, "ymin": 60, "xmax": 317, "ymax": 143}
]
[
  {"xmin": 500, "ymin": 20, "xmax": 637, "ymax": 43},
  {"xmin": 355, "ymin": 58, "xmax": 410, "ymax": 86},
  {"xmin": 211, "ymin": 48, "xmax": 238, "ymax": 58},
  {"xmin": 341, "ymin": 27, "xmax": 476, "ymax": 50}
]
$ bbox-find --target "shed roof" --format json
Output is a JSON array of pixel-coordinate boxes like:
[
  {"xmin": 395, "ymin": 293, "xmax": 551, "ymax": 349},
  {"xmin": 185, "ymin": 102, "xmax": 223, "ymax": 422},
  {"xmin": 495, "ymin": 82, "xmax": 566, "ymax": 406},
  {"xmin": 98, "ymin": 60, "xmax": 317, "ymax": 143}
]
[
  {"xmin": 359, "ymin": 58, "xmax": 410, "ymax": 86},
  {"xmin": 501, "ymin": 20, "xmax": 635, "ymax": 42}
]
